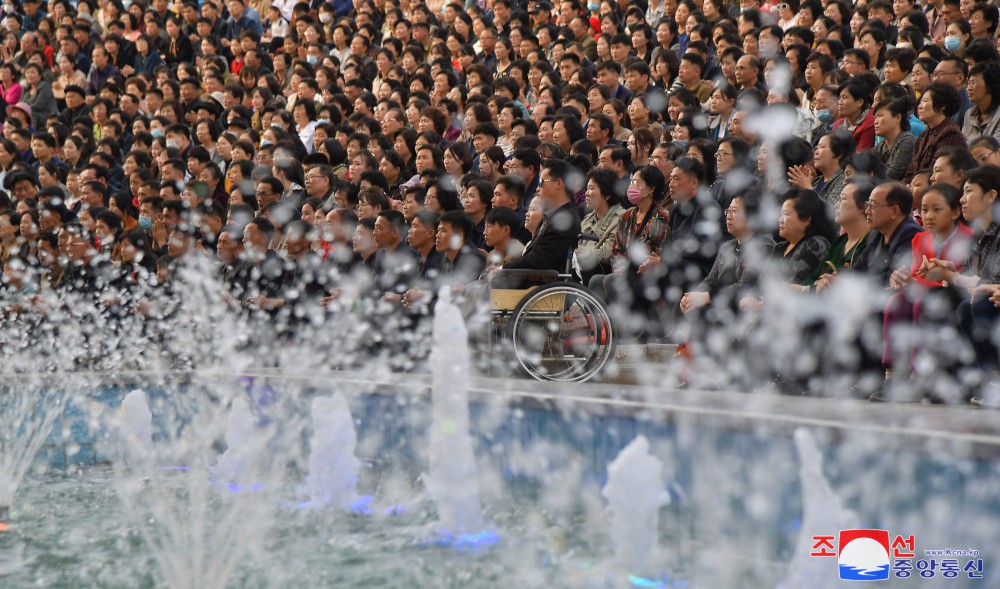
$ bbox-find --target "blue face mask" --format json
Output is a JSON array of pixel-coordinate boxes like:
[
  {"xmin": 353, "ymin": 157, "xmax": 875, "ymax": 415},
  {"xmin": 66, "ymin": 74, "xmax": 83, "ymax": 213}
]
[
  {"xmin": 317, "ymin": 118, "xmax": 330, "ymax": 124},
  {"xmin": 944, "ymin": 36, "xmax": 961, "ymax": 52},
  {"xmin": 587, "ymin": 2, "xmax": 599, "ymax": 10},
  {"xmin": 260, "ymin": 139, "xmax": 274, "ymax": 147},
  {"xmin": 815, "ymin": 109, "xmax": 833, "ymax": 123},
  {"xmin": 672, "ymin": 139, "xmax": 688, "ymax": 149},
  {"xmin": 138, "ymin": 216, "xmax": 153, "ymax": 231},
  {"xmin": 307, "ymin": 55, "xmax": 318, "ymax": 65},
  {"xmin": 151, "ymin": 128, "xmax": 164, "ymax": 138}
]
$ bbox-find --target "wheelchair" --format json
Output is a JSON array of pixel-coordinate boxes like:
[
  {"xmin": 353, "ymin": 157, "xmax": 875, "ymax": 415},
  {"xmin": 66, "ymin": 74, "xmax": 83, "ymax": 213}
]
[{"xmin": 483, "ymin": 256, "xmax": 616, "ymax": 383}]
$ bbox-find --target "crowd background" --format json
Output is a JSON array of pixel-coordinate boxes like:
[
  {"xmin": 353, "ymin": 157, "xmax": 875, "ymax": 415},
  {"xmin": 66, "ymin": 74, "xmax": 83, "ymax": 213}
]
[{"xmin": 1, "ymin": 0, "xmax": 1000, "ymax": 401}]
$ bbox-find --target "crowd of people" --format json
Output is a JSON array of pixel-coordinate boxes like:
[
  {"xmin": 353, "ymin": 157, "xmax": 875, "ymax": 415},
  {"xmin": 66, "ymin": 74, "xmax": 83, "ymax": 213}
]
[{"xmin": 1, "ymin": 0, "xmax": 1000, "ymax": 399}]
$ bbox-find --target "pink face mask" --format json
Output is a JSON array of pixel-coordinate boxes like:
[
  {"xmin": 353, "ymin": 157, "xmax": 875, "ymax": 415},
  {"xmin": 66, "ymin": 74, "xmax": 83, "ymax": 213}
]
[{"xmin": 627, "ymin": 185, "xmax": 645, "ymax": 205}]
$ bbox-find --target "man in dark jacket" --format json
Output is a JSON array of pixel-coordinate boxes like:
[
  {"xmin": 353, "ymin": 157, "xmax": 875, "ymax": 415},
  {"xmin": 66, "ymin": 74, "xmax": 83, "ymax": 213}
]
[{"xmin": 503, "ymin": 158, "xmax": 581, "ymax": 273}]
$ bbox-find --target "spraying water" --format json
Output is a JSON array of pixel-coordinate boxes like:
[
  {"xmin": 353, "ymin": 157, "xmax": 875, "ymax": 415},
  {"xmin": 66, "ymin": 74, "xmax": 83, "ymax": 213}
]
[
  {"xmin": 424, "ymin": 295, "xmax": 485, "ymax": 535},
  {"xmin": 603, "ymin": 435, "xmax": 670, "ymax": 578},
  {"xmin": 306, "ymin": 394, "xmax": 361, "ymax": 508},
  {"xmin": 119, "ymin": 389, "xmax": 154, "ymax": 471},
  {"xmin": 214, "ymin": 396, "xmax": 258, "ymax": 490},
  {"xmin": 0, "ymin": 383, "xmax": 65, "ymax": 526},
  {"xmin": 777, "ymin": 428, "xmax": 859, "ymax": 589}
]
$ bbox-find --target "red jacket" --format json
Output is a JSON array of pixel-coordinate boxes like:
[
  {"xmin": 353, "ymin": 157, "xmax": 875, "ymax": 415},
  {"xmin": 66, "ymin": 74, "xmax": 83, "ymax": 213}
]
[
  {"xmin": 833, "ymin": 109, "xmax": 876, "ymax": 151},
  {"xmin": 909, "ymin": 224, "xmax": 975, "ymax": 287}
]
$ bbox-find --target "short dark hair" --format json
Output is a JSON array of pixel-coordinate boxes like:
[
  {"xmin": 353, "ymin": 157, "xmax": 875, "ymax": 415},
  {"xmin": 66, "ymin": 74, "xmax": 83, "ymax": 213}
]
[
  {"xmin": 882, "ymin": 182, "xmax": 914, "ymax": 215},
  {"xmin": 924, "ymin": 82, "xmax": 963, "ymax": 118},
  {"xmin": 439, "ymin": 210, "xmax": 474, "ymax": 240},
  {"xmin": 673, "ymin": 156, "xmax": 706, "ymax": 184},
  {"xmin": 485, "ymin": 206, "xmax": 519, "ymax": 230}
]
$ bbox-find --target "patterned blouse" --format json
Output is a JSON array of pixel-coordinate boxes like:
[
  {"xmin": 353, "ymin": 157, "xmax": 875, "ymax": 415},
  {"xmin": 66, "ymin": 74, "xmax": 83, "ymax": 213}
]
[
  {"xmin": 611, "ymin": 205, "xmax": 671, "ymax": 265},
  {"xmin": 964, "ymin": 223, "xmax": 1000, "ymax": 284}
]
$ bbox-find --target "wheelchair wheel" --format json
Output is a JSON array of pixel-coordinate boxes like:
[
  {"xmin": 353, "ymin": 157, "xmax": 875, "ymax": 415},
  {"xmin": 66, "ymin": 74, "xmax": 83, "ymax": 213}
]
[{"xmin": 505, "ymin": 282, "xmax": 615, "ymax": 382}]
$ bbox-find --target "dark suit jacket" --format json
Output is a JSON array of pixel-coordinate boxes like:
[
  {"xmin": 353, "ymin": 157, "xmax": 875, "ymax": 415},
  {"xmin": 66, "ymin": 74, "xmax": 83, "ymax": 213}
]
[
  {"xmin": 504, "ymin": 201, "xmax": 581, "ymax": 272},
  {"xmin": 853, "ymin": 218, "xmax": 924, "ymax": 288},
  {"xmin": 164, "ymin": 34, "xmax": 194, "ymax": 66}
]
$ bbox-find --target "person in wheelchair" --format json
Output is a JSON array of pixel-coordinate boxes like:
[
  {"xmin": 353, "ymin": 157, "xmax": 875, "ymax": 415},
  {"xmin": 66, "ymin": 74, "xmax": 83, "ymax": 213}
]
[{"xmin": 493, "ymin": 158, "xmax": 582, "ymax": 287}]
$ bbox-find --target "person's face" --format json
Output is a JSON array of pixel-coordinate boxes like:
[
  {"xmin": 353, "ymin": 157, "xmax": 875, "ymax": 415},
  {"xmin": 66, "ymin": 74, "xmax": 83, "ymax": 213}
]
[
  {"xmin": 840, "ymin": 53, "xmax": 866, "ymax": 75},
  {"xmin": 778, "ymin": 198, "xmax": 811, "ymax": 244},
  {"xmin": 463, "ymin": 188, "xmax": 487, "ymax": 218},
  {"xmin": 933, "ymin": 61, "xmax": 965, "ymax": 90},
  {"xmin": 920, "ymin": 189, "xmax": 960, "ymax": 236},
  {"xmin": 483, "ymin": 221, "xmax": 509, "ymax": 249},
  {"xmin": 968, "ymin": 73, "xmax": 989, "ymax": 107},
  {"xmin": 406, "ymin": 216, "xmax": 433, "ymax": 249},
  {"xmin": 735, "ymin": 56, "xmax": 757, "ymax": 85},
  {"xmin": 972, "ymin": 143, "xmax": 1000, "ymax": 166},
  {"xmin": 435, "ymin": 221, "xmax": 462, "ymax": 252},
  {"xmin": 931, "ymin": 156, "xmax": 964, "ymax": 188},
  {"xmin": 917, "ymin": 90, "xmax": 939, "ymax": 123},
  {"xmin": 415, "ymin": 149, "xmax": 434, "ymax": 173},
  {"xmin": 584, "ymin": 178, "xmax": 608, "ymax": 211},
  {"xmin": 873, "ymin": 106, "xmax": 901, "ymax": 139},
  {"xmin": 838, "ymin": 89, "xmax": 863, "ymax": 120},
  {"xmin": 803, "ymin": 58, "xmax": 825, "ymax": 88},
  {"xmin": 961, "ymin": 179, "xmax": 997, "ymax": 227},
  {"xmin": 372, "ymin": 215, "xmax": 399, "ymax": 248},
  {"xmin": 865, "ymin": 184, "xmax": 901, "ymax": 229},
  {"xmin": 524, "ymin": 197, "xmax": 544, "ymax": 234},
  {"xmin": 833, "ymin": 184, "xmax": 863, "ymax": 227},
  {"xmin": 970, "ymin": 8, "xmax": 989, "ymax": 36}
]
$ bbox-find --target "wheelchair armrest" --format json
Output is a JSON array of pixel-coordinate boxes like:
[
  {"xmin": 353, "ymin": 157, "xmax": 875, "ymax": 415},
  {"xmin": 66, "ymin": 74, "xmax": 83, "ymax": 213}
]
[{"xmin": 489, "ymin": 269, "xmax": 561, "ymax": 290}]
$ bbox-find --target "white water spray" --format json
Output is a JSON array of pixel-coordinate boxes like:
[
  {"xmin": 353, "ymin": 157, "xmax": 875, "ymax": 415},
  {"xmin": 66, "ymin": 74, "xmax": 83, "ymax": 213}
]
[
  {"xmin": 603, "ymin": 435, "xmax": 670, "ymax": 577},
  {"xmin": 306, "ymin": 394, "xmax": 360, "ymax": 508},
  {"xmin": 424, "ymin": 295, "xmax": 484, "ymax": 534}
]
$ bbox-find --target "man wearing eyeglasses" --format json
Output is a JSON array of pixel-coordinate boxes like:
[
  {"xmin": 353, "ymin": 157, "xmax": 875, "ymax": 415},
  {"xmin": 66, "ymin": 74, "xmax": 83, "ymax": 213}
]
[
  {"xmin": 933, "ymin": 56, "xmax": 972, "ymax": 126},
  {"xmin": 503, "ymin": 159, "xmax": 581, "ymax": 273},
  {"xmin": 853, "ymin": 183, "xmax": 922, "ymax": 288}
]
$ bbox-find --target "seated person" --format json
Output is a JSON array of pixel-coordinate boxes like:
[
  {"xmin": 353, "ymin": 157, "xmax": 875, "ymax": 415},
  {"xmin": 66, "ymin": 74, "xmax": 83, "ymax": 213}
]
[
  {"xmin": 402, "ymin": 211, "xmax": 486, "ymax": 309},
  {"xmin": 501, "ymin": 158, "xmax": 581, "ymax": 274},
  {"xmin": 574, "ymin": 168, "xmax": 624, "ymax": 285},
  {"xmin": 483, "ymin": 207, "xmax": 525, "ymax": 270}
]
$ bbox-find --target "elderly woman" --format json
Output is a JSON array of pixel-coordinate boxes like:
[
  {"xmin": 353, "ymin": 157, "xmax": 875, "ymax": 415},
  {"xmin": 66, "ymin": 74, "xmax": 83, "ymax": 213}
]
[
  {"xmin": 20, "ymin": 63, "xmax": 56, "ymax": 129},
  {"xmin": 574, "ymin": 168, "xmax": 624, "ymax": 285},
  {"xmin": 962, "ymin": 62, "xmax": 1000, "ymax": 142}
]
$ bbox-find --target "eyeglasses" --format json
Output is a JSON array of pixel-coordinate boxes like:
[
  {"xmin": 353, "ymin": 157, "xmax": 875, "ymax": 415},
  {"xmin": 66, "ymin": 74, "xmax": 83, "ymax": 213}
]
[
  {"xmin": 842, "ymin": 60, "xmax": 864, "ymax": 67},
  {"xmin": 724, "ymin": 207, "xmax": 742, "ymax": 216},
  {"xmin": 976, "ymin": 150, "xmax": 996, "ymax": 163},
  {"xmin": 864, "ymin": 200, "xmax": 893, "ymax": 210},
  {"xmin": 932, "ymin": 70, "xmax": 961, "ymax": 78},
  {"xmin": 716, "ymin": 151, "xmax": 733, "ymax": 158}
]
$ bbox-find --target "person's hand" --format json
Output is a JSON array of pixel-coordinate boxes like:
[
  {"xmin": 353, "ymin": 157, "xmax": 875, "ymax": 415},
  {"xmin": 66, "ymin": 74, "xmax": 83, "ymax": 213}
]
[
  {"xmin": 989, "ymin": 287, "xmax": 1000, "ymax": 308},
  {"xmin": 739, "ymin": 293, "xmax": 763, "ymax": 311},
  {"xmin": 679, "ymin": 291, "xmax": 710, "ymax": 314},
  {"xmin": 247, "ymin": 294, "xmax": 283, "ymax": 310},
  {"xmin": 889, "ymin": 267, "xmax": 912, "ymax": 290},
  {"xmin": 151, "ymin": 219, "xmax": 168, "ymax": 247},
  {"xmin": 787, "ymin": 164, "xmax": 815, "ymax": 189},
  {"xmin": 402, "ymin": 288, "xmax": 425, "ymax": 307},
  {"xmin": 970, "ymin": 284, "xmax": 999, "ymax": 302},
  {"xmin": 121, "ymin": 65, "xmax": 134, "ymax": 76},
  {"xmin": 637, "ymin": 251, "xmax": 660, "ymax": 275},
  {"xmin": 918, "ymin": 256, "xmax": 956, "ymax": 283},
  {"xmin": 323, "ymin": 289, "xmax": 342, "ymax": 305},
  {"xmin": 814, "ymin": 271, "xmax": 836, "ymax": 293},
  {"xmin": 391, "ymin": 199, "xmax": 405, "ymax": 213},
  {"xmin": 382, "ymin": 292, "xmax": 402, "ymax": 304}
]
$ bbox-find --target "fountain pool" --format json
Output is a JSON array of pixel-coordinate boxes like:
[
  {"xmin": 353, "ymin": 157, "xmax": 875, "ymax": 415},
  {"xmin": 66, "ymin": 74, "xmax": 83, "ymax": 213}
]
[{"xmin": 1, "ymin": 371, "xmax": 998, "ymax": 588}]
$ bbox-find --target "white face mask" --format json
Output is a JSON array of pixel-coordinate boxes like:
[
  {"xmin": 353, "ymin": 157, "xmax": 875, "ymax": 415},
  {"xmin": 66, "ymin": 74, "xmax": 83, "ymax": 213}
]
[{"xmin": 319, "ymin": 12, "xmax": 332, "ymax": 23}]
